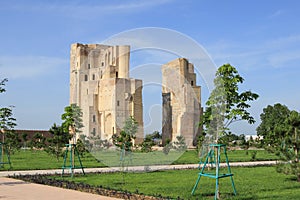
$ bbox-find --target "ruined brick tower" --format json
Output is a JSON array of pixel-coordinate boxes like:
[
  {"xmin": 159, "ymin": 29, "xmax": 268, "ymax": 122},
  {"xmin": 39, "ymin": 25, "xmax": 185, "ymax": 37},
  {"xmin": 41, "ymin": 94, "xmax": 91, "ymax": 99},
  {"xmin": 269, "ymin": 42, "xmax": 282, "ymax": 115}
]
[
  {"xmin": 69, "ymin": 43, "xmax": 144, "ymax": 142},
  {"xmin": 162, "ymin": 58, "xmax": 202, "ymax": 147}
]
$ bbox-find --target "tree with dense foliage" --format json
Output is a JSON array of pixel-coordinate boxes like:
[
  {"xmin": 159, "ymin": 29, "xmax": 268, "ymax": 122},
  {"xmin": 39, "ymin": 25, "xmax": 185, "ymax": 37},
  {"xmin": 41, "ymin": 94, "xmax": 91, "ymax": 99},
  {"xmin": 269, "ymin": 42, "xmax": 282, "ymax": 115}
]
[
  {"xmin": 257, "ymin": 104, "xmax": 300, "ymax": 181},
  {"xmin": 257, "ymin": 103, "xmax": 290, "ymax": 151},
  {"xmin": 201, "ymin": 64, "xmax": 259, "ymax": 142},
  {"xmin": 45, "ymin": 123, "xmax": 72, "ymax": 161},
  {"xmin": 61, "ymin": 104, "xmax": 84, "ymax": 143},
  {"xmin": 218, "ymin": 132, "xmax": 238, "ymax": 146}
]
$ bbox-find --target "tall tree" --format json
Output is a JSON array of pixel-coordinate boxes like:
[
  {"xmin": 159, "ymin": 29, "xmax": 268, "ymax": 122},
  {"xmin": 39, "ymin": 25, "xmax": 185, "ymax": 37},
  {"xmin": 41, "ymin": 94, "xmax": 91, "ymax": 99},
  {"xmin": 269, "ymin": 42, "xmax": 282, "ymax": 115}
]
[
  {"xmin": 256, "ymin": 103, "xmax": 290, "ymax": 151},
  {"xmin": 202, "ymin": 64, "xmax": 259, "ymax": 141},
  {"xmin": 257, "ymin": 104, "xmax": 300, "ymax": 181}
]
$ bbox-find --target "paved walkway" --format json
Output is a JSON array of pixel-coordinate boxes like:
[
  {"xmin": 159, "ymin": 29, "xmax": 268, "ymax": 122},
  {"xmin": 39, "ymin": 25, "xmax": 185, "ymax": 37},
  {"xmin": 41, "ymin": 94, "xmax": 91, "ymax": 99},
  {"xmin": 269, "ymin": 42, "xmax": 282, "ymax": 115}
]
[
  {"xmin": 0, "ymin": 161, "xmax": 276, "ymax": 200},
  {"xmin": 0, "ymin": 177, "xmax": 119, "ymax": 200}
]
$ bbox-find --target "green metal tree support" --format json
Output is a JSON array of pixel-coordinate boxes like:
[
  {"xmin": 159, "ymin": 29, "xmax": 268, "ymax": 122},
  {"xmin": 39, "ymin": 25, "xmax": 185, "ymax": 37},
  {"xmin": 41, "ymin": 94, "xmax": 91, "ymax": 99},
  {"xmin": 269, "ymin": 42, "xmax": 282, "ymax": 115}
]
[
  {"xmin": 0, "ymin": 142, "xmax": 11, "ymax": 169},
  {"xmin": 62, "ymin": 144, "xmax": 85, "ymax": 177},
  {"xmin": 191, "ymin": 144, "xmax": 237, "ymax": 200}
]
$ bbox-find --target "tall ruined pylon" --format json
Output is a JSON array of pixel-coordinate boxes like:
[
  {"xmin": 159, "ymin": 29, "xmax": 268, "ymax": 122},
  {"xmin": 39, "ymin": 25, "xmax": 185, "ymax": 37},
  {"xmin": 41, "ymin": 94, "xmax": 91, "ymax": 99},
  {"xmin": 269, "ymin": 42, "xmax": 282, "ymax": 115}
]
[
  {"xmin": 70, "ymin": 43, "xmax": 144, "ymax": 143},
  {"xmin": 162, "ymin": 58, "xmax": 202, "ymax": 148}
]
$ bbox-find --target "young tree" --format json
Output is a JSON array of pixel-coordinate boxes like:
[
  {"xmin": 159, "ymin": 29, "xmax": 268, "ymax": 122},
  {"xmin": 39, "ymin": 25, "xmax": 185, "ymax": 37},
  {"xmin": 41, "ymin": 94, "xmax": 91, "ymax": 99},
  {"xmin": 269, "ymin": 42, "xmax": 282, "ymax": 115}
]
[
  {"xmin": 173, "ymin": 135, "xmax": 187, "ymax": 151},
  {"xmin": 201, "ymin": 64, "xmax": 259, "ymax": 199},
  {"xmin": 123, "ymin": 116, "xmax": 138, "ymax": 139},
  {"xmin": 29, "ymin": 132, "xmax": 46, "ymax": 150},
  {"xmin": 75, "ymin": 138, "xmax": 87, "ymax": 157},
  {"xmin": 4, "ymin": 130, "xmax": 21, "ymax": 155},
  {"xmin": 61, "ymin": 104, "xmax": 84, "ymax": 142},
  {"xmin": 140, "ymin": 134, "xmax": 155, "ymax": 153},
  {"xmin": 0, "ymin": 79, "xmax": 18, "ymax": 155},
  {"xmin": 140, "ymin": 131, "xmax": 161, "ymax": 152},
  {"xmin": 202, "ymin": 64, "xmax": 259, "ymax": 142},
  {"xmin": 62, "ymin": 104, "xmax": 83, "ymax": 132},
  {"xmin": 21, "ymin": 133, "xmax": 28, "ymax": 149},
  {"xmin": 112, "ymin": 130, "xmax": 134, "ymax": 152},
  {"xmin": 45, "ymin": 123, "xmax": 72, "ymax": 161},
  {"xmin": 0, "ymin": 78, "xmax": 8, "ymax": 93},
  {"xmin": 276, "ymin": 110, "xmax": 300, "ymax": 182},
  {"xmin": 112, "ymin": 116, "xmax": 138, "ymax": 150}
]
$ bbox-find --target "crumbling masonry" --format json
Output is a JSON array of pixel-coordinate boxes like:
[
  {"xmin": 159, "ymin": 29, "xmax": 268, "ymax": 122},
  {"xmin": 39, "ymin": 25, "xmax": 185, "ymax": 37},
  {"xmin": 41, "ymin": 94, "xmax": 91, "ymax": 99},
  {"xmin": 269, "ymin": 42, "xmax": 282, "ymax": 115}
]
[
  {"xmin": 70, "ymin": 43, "xmax": 201, "ymax": 147},
  {"xmin": 162, "ymin": 58, "xmax": 202, "ymax": 147},
  {"xmin": 70, "ymin": 43, "xmax": 144, "ymax": 143}
]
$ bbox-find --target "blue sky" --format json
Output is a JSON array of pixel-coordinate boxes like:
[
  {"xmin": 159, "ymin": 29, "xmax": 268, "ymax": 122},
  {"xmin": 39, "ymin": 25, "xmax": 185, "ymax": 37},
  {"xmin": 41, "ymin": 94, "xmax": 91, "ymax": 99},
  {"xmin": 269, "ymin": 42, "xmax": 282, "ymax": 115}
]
[{"xmin": 0, "ymin": 0, "xmax": 299, "ymax": 136}]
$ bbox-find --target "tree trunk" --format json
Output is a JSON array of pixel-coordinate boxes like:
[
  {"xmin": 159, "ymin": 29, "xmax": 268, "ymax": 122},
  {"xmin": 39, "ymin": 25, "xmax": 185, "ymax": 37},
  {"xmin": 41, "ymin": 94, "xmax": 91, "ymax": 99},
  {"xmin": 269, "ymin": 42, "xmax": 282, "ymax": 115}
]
[
  {"xmin": 215, "ymin": 146, "xmax": 220, "ymax": 199},
  {"xmin": 1, "ymin": 133, "xmax": 5, "ymax": 164},
  {"xmin": 294, "ymin": 128, "xmax": 298, "ymax": 163}
]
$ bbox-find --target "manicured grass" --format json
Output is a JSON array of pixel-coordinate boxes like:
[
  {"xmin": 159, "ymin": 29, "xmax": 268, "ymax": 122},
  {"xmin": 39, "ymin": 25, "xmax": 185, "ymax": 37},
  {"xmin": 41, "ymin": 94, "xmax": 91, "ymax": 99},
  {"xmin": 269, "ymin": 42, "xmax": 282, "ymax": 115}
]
[
  {"xmin": 55, "ymin": 166, "xmax": 300, "ymax": 199},
  {"xmin": 174, "ymin": 149, "xmax": 278, "ymax": 164},
  {"xmin": 0, "ymin": 150, "xmax": 105, "ymax": 170},
  {"xmin": 91, "ymin": 149, "xmax": 187, "ymax": 166},
  {"xmin": 1, "ymin": 149, "xmax": 278, "ymax": 171}
]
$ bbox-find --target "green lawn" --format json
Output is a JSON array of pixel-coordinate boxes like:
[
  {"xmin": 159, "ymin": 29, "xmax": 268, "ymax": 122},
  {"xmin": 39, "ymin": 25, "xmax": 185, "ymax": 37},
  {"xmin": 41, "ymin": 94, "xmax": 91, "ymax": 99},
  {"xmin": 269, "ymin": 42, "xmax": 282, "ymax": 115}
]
[
  {"xmin": 174, "ymin": 149, "xmax": 278, "ymax": 164},
  {"xmin": 0, "ymin": 150, "xmax": 105, "ymax": 170},
  {"xmin": 55, "ymin": 166, "xmax": 300, "ymax": 200},
  {"xmin": 0, "ymin": 149, "xmax": 278, "ymax": 171}
]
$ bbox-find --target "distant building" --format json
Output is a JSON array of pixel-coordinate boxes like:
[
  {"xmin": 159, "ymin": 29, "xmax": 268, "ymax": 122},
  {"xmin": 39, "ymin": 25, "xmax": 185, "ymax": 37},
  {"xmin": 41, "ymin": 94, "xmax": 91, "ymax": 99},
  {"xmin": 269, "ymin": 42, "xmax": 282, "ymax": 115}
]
[{"xmin": 245, "ymin": 135, "xmax": 263, "ymax": 142}]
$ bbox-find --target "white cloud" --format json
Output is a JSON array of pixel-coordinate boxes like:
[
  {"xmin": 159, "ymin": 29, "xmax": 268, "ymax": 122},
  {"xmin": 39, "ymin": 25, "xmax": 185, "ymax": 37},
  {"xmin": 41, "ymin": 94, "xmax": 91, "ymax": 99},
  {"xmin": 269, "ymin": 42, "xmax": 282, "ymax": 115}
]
[
  {"xmin": 0, "ymin": 55, "xmax": 68, "ymax": 79},
  {"xmin": 265, "ymin": 35, "xmax": 300, "ymax": 49},
  {"xmin": 98, "ymin": 0, "xmax": 174, "ymax": 12},
  {"xmin": 267, "ymin": 50, "xmax": 300, "ymax": 68},
  {"xmin": 208, "ymin": 34, "xmax": 300, "ymax": 70},
  {"xmin": 102, "ymin": 27, "xmax": 217, "ymax": 91}
]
